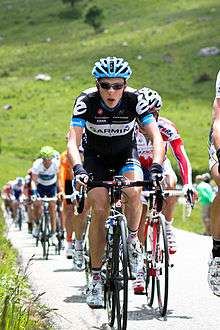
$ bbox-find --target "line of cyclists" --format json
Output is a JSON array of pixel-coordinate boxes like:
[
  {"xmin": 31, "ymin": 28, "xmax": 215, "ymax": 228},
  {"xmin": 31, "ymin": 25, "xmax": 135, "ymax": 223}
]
[
  {"xmin": 3, "ymin": 56, "xmax": 219, "ymax": 314},
  {"xmin": 2, "ymin": 89, "xmax": 195, "ymax": 307}
]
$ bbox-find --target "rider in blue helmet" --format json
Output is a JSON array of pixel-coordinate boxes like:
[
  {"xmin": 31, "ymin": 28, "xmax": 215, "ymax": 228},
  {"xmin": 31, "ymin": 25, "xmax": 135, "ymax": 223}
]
[{"xmin": 68, "ymin": 56, "xmax": 164, "ymax": 309}]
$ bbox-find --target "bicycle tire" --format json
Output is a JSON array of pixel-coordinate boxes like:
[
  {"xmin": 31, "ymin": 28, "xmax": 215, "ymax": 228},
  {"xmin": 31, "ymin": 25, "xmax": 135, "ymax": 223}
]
[
  {"xmin": 55, "ymin": 217, "xmax": 62, "ymax": 255},
  {"xmin": 156, "ymin": 214, "xmax": 169, "ymax": 317},
  {"xmin": 42, "ymin": 214, "xmax": 50, "ymax": 260},
  {"xmin": 117, "ymin": 218, "xmax": 128, "ymax": 330},
  {"xmin": 18, "ymin": 207, "xmax": 22, "ymax": 231},
  {"xmin": 145, "ymin": 221, "xmax": 155, "ymax": 306},
  {"xmin": 108, "ymin": 218, "xmax": 128, "ymax": 330},
  {"xmin": 105, "ymin": 227, "xmax": 116, "ymax": 328}
]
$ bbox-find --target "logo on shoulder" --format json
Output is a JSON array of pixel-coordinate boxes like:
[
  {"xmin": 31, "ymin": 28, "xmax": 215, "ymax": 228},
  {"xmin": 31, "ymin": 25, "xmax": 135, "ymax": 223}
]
[{"xmin": 73, "ymin": 99, "xmax": 87, "ymax": 116}]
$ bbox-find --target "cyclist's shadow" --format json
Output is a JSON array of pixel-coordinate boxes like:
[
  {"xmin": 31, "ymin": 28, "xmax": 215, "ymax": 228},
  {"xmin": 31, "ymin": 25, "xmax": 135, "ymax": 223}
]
[
  {"xmin": 127, "ymin": 304, "xmax": 192, "ymax": 321},
  {"xmin": 63, "ymin": 285, "xmax": 87, "ymax": 304}
]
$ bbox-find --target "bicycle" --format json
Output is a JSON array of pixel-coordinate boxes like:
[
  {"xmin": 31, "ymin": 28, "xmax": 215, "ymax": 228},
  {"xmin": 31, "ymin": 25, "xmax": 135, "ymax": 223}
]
[
  {"xmin": 35, "ymin": 196, "xmax": 57, "ymax": 260},
  {"xmin": 142, "ymin": 184, "xmax": 193, "ymax": 317},
  {"xmin": 83, "ymin": 176, "xmax": 150, "ymax": 330},
  {"xmin": 16, "ymin": 198, "xmax": 26, "ymax": 231}
]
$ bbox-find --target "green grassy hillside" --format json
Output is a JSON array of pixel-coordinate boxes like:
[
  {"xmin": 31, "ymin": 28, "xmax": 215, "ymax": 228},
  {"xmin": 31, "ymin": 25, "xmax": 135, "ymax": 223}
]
[{"xmin": 0, "ymin": 0, "xmax": 220, "ymax": 186}]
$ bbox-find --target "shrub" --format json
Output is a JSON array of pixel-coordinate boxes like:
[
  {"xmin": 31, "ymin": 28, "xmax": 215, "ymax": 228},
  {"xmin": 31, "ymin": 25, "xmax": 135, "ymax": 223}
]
[
  {"xmin": 84, "ymin": 5, "xmax": 104, "ymax": 33},
  {"xmin": 62, "ymin": 0, "xmax": 81, "ymax": 7}
]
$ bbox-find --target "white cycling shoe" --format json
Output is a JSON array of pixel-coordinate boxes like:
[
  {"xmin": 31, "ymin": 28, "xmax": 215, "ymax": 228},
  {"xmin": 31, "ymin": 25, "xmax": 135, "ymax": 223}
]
[
  {"xmin": 127, "ymin": 238, "xmax": 143, "ymax": 278},
  {"xmin": 208, "ymin": 255, "xmax": 220, "ymax": 296},
  {"xmin": 50, "ymin": 233, "xmax": 58, "ymax": 246},
  {"xmin": 73, "ymin": 249, "xmax": 85, "ymax": 271},
  {"xmin": 86, "ymin": 279, "xmax": 104, "ymax": 309},
  {"xmin": 65, "ymin": 242, "xmax": 74, "ymax": 259}
]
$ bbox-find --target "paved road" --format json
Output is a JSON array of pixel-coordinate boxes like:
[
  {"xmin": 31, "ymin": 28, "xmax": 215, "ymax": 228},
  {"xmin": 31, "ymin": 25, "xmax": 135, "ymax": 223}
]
[{"xmin": 7, "ymin": 222, "xmax": 220, "ymax": 330}]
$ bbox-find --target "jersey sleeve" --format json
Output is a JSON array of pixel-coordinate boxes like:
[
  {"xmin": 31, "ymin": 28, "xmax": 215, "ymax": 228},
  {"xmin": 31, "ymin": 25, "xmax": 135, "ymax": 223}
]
[
  {"xmin": 70, "ymin": 93, "xmax": 88, "ymax": 128},
  {"xmin": 31, "ymin": 160, "xmax": 40, "ymax": 175},
  {"xmin": 216, "ymin": 70, "xmax": 220, "ymax": 98},
  {"xmin": 169, "ymin": 138, "xmax": 192, "ymax": 185}
]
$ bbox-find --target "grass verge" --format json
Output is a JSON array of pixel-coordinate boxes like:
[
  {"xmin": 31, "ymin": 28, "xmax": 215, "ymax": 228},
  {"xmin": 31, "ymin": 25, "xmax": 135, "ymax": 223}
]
[{"xmin": 0, "ymin": 209, "xmax": 54, "ymax": 330}]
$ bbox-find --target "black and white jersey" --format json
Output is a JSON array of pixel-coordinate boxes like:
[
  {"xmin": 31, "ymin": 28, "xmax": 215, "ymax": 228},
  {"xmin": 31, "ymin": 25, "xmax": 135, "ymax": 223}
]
[{"xmin": 71, "ymin": 87, "xmax": 156, "ymax": 156}]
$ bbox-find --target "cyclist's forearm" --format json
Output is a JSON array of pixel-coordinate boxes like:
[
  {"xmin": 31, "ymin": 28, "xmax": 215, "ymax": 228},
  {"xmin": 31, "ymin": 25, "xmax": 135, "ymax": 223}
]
[
  {"xmin": 143, "ymin": 121, "xmax": 165, "ymax": 164},
  {"xmin": 31, "ymin": 175, "xmax": 38, "ymax": 191},
  {"xmin": 152, "ymin": 139, "xmax": 165, "ymax": 164},
  {"xmin": 67, "ymin": 127, "xmax": 83, "ymax": 167}
]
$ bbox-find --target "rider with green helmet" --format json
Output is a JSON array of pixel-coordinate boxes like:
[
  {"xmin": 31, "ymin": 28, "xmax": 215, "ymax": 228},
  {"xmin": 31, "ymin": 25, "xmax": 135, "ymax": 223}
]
[{"xmin": 31, "ymin": 146, "xmax": 60, "ymax": 245}]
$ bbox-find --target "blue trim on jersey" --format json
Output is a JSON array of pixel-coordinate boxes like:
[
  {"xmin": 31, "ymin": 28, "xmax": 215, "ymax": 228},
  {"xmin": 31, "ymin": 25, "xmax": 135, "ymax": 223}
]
[
  {"xmin": 119, "ymin": 164, "xmax": 143, "ymax": 175},
  {"xmin": 71, "ymin": 118, "xmax": 86, "ymax": 128},
  {"xmin": 140, "ymin": 114, "xmax": 155, "ymax": 126},
  {"xmin": 39, "ymin": 174, "xmax": 55, "ymax": 181}
]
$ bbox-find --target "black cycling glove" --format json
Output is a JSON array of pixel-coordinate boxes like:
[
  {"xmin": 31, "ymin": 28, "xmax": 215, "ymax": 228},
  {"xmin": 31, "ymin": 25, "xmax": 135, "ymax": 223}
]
[
  {"xmin": 149, "ymin": 163, "xmax": 163, "ymax": 182},
  {"xmin": 73, "ymin": 164, "xmax": 88, "ymax": 185},
  {"xmin": 73, "ymin": 164, "xmax": 88, "ymax": 176}
]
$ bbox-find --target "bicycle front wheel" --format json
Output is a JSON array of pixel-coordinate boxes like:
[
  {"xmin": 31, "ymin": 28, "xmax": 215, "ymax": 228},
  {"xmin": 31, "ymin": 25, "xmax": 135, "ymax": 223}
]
[
  {"xmin": 113, "ymin": 217, "xmax": 128, "ymax": 330},
  {"xmin": 145, "ymin": 221, "xmax": 155, "ymax": 306},
  {"xmin": 156, "ymin": 214, "xmax": 169, "ymax": 317}
]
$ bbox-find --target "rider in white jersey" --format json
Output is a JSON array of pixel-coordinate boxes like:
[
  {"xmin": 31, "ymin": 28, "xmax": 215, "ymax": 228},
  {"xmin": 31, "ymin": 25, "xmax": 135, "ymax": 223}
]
[
  {"xmin": 31, "ymin": 146, "xmax": 60, "ymax": 245},
  {"xmin": 208, "ymin": 69, "xmax": 220, "ymax": 296}
]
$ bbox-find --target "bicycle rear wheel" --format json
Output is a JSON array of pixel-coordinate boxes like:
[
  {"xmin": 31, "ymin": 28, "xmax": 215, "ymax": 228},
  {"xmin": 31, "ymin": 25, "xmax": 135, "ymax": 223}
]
[
  {"xmin": 145, "ymin": 221, "xmax": 155, "ymax": 306},
  {"xmin": 109, "ymin": 217, "xmax": 128, "ymax": 330},
  {"xmin": 41, "ymin": 214, "xmax": 50, "ymax": 260},
  {"xmin": 156, "ymin": 214, "xmax": 169, "ymax": 317}
]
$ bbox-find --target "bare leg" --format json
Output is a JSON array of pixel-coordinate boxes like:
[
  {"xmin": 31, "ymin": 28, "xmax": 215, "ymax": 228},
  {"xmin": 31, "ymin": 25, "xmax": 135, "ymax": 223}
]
[
  {"xmin": 49, "ymin": 201, "xmax": 56, "ymax": 233},
  {"xmin": 88, "ymin": 188, "xmax": 109, "ymax": 268},
  {"xmin": 162, "ymin": 174, "xmax": 177, "ymax": 223},
  {"xmin": 123, "ymin": 170, "xmax": 143, "ymax": 231},
  {"xmin": 211, "ymin": 164, "xmax": 220, "ymax": 239},
  {"xmin": 138, "ymin": 204, "xmax": 148, "ymax": 246}
]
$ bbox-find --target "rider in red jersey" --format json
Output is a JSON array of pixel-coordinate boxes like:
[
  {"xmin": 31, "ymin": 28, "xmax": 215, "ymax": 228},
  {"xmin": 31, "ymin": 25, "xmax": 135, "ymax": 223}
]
[{"xmin": 133, "ymin": 101, "xmax": 195, "ymax": 293}]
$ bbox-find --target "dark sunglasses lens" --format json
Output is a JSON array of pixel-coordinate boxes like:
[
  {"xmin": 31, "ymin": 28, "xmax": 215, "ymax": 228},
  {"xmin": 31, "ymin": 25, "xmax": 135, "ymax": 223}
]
[
  {"xmin": 99, "ymin": 82, "xmax": 124, "ymax": 90},
  {"xmin": 99, "ymin": 82, "xmax": 111, "ymax": 89},
  {"xmin": 112, "ymin": 83, "xmax": 124, "ymax": 90}
]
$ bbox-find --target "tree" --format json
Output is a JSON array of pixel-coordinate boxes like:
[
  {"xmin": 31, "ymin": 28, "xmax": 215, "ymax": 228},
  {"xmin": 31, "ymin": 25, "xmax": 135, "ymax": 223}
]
[{"xmin": 84, "ymin": 5, "xmax": 104, "ymax": 33}]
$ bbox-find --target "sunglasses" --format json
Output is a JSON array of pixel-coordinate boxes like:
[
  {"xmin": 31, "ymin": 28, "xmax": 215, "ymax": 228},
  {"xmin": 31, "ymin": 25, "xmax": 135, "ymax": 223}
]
[{"xmin": 98, "ymin": 81, "xmax": 125, "ymax": 90}]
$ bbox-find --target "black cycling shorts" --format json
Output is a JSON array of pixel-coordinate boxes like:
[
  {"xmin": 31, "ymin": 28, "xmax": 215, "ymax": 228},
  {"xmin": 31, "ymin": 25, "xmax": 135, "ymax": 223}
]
[{"xmin": 84, "ymin": 147, "xmax": 142, "ymax": 184}]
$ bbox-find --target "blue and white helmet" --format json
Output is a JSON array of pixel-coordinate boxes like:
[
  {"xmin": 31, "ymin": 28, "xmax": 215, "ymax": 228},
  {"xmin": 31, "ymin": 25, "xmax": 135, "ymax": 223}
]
[{"xmin": 92, "ymin": 56, "xmax": 132, "ymax": 79}]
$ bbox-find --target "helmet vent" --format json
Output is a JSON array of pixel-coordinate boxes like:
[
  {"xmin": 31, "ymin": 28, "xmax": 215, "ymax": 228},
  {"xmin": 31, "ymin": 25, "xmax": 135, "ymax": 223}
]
[{"xmin": 110, "ymin": 61, "xmax": 114, "ymax": 72}]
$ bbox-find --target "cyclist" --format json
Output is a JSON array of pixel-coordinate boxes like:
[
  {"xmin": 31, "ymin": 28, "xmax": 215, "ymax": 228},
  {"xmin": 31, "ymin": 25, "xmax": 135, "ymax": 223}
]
[
  {"xmin": 58, "ymin": 147, "xmax": 89, "ymax": 270},
  {"xmin": 31, "ymin": 146, "xmax": 60, "ymax": 245},
  {"xmin": 11, "ymin": 177, "xmax": 25, "ymax": 223},
  {"xmin": 208, "ymin": 69, "xmax": 220, "ymax": 296},
  {"xmin": 1, "ymin": 181, "xmax": 16, "ymax": 219},
  {"xmin": 67, "ymin": 56, "xmax": 165, "ymax": 308},
  {"xmin": 23, "ymin": 169, "xmax": 35, "ymax": 234},
  {"xmin": 133, "ymin": 109, "xmax": 195, "ymax": 293}
]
